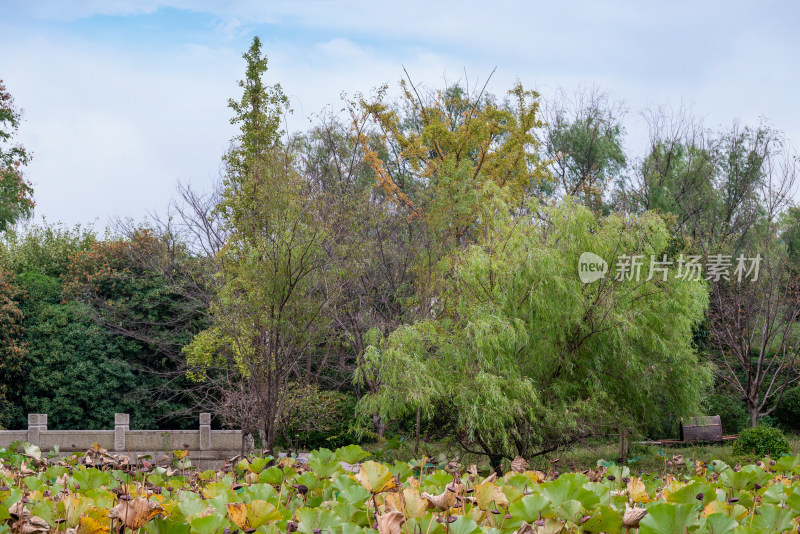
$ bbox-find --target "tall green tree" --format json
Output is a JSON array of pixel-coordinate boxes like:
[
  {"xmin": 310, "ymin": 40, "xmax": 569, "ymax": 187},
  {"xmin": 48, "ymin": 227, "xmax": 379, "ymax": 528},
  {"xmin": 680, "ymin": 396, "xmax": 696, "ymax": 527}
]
[
  {"xmin": 184, "ymin": 37, "xmax": 332, "ymax": 450},
  {"xmin": 0, "ymin": 81, "xmax": 34, "ymax": 231}
]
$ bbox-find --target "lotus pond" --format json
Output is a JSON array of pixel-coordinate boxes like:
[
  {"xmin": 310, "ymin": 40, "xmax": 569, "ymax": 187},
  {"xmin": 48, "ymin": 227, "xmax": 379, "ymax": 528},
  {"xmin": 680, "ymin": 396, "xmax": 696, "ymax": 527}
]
[{"xmin": 3, "ymin": 443, "xmax": 800, "ymax": 533}]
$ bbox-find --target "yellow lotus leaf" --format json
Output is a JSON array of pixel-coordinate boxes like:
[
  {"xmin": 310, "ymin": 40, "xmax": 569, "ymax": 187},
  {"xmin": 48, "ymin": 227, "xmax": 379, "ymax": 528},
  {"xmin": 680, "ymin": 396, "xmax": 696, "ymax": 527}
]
[
  {"xmin": 384, "ymin": 493, "xmax": 402, "ymax": 513},
  {"xmin": 627, "ymin": 477, "xmax": 649, "ymax": 503},
  {"xmin": 356, "ymin": 461, "xmax": 397, "ymax": 494},
  {"xmin": 702, "ymin": 500, "xmax": 748, "ymax": 520},
  {"xmin": 226, "ymin": 502, "xmax": 249, "ymax": 530},
  {"xmin": 475, "ymin": 481, "xmax": 508, "ymax": 509},
  {"xmin": 225, "ymin": 500, "xmax": 284, "ymax": 529},
  {"xmin": 523, "ymin": 471, "xmax": 546, "ymax": 484},
  {"xmin": 108, "ymin": 498, "xmax": 162, "ymax": 530},
  {"xmin": 64, "ymin": 516, "xmax": 109, "ymax": 534},
  {"xmin": 402, "ymin": 488, "xmax": 428, "ymax": 519}
]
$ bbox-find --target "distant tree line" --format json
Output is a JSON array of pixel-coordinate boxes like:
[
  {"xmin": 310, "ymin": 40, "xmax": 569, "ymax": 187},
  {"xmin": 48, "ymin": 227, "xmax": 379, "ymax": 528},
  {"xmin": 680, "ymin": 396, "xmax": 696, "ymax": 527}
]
[{"xmin": 1, "ymin": 38, "xmax": 799, "ymax": 465}]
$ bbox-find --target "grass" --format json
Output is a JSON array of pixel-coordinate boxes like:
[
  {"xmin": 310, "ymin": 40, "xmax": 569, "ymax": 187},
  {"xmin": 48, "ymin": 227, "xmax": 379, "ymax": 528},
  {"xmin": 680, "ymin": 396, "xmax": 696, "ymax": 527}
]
[{"xmin": 366, "ymin": 434, "xmax": 800, "ymax": 475}]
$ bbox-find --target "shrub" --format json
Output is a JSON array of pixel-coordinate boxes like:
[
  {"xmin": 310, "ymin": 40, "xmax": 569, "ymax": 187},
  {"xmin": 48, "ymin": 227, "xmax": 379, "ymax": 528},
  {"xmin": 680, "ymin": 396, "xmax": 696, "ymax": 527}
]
[
  {"xmin": 733, "ymin": 425, "xmax": 791, "ymax": 458},
  {"xmin": 775, "ymin": 386, "xmax": 800, "ymax": 431},
  {"xmin": 278, "ymin": 384, "xmax": 366, "ymax": 451},
  {"xmin": 704, "ymin": 393, "xmax": 748, "ymax": 434}
]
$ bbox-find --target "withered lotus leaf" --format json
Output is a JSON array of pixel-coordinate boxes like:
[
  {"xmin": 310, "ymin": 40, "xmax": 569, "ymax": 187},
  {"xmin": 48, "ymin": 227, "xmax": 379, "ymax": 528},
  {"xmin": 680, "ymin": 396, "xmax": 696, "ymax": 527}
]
[
  {"xmin": 20, "ymin": 516, "xmax": 51, "ymax": 534},
  {"xmin": 375, "ymin": 511, "xmax": 405, "ymax": 534},
  {"xmin": 622, "ymin": 505, "xmax": 647, "ymax": 528},
  {"xmin": 108, "ymin": 498, "xmax": 163, "ymax": 529},
  {"xmin": 510, "ymin": 456, "xmax": 528, "ymax": 473},
  {"xmin": 421, "ymin": 480, "xmax": 461, "ymax": 511}
]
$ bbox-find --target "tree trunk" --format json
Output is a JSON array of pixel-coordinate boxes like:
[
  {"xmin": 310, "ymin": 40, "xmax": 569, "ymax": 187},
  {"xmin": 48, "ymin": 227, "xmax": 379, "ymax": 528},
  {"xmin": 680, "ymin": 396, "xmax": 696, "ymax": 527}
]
[
  {"xmin": 748, "ymin": 403, "xmax": 759, "ymax": 427},
  {"xmin": 488, "ymin": 454, "xmax": 504, "ymax": 476},
  {"xmin": 372, "ymin": 413, "xmax": 385, "ymax": 437},
  {"xmin": 415, "ymin": 407, "xmax": 421, "ymax": 456},
  {"xmin": 618, "ymin": 429, "xmax": 629, "ymax": 461}
]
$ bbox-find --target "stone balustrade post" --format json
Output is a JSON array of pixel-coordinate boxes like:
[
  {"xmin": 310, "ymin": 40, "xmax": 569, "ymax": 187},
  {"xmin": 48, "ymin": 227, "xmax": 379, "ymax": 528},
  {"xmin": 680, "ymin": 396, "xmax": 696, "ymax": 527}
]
[
  {"xmin": 114, "ymin": 413, "xmax": 129, "ymax": 452},
  {"xmin": 27, "ymin": 414, "xmax": 47, "ymax": 446},
  {"xmin": 199, "ymin": 413, "xmax": 211, "ymax": 450}
]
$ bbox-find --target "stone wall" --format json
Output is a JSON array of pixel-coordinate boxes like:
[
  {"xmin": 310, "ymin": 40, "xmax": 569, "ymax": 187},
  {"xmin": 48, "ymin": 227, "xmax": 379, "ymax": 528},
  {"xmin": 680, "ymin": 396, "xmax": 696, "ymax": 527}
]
[{"xmin": 0, "ymin": 413, "xmax": 249, "ymax": 469}]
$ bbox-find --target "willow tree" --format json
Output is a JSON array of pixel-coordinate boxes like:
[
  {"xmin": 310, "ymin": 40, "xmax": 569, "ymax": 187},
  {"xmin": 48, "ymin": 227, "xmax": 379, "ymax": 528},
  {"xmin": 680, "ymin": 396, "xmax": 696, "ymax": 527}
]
[
  {"xmin": 184, "ymin": 37, "xmax": 331, "ymax": 450},
  {"xmin": 359, "ymin": 199, "xmax": 711, "ymax": 469}
]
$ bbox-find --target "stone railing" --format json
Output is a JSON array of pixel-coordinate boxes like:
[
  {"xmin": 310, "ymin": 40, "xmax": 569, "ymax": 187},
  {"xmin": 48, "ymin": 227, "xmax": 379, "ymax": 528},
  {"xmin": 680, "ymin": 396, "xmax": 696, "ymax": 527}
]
[{"xmin": 0, "ymin": 413, "xmax": 250, "ymax": 469}]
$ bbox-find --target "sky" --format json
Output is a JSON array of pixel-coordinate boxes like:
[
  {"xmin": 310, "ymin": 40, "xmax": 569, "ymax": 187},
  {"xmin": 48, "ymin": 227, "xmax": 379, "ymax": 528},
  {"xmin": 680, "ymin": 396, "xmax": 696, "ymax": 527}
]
[{"xmin": 1, "ymin": 1, "xmax": 798, "ymax": 230}]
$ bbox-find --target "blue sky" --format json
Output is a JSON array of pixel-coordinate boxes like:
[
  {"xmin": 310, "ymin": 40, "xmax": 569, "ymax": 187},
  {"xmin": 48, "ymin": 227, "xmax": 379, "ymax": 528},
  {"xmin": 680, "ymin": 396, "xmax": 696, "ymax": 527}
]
[{"xmin": 1, "ymin": 1, "xmax": 799, "ymax": 229}]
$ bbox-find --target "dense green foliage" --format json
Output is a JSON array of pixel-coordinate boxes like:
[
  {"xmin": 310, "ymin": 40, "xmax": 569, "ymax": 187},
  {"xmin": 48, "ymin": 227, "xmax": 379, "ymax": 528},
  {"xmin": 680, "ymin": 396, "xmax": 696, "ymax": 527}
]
[
  {"xmin": 0, "ymin": 225, "xmax": 199, "ymax": 430},
  {"xmin": 704, "ymin": 394, "xmax": 748, "ymax": 435},
  {"xmin": 775, "ymin": 387, "xmax": 800, "ymax": 431},
  {"xmin": 733, "ymin": 426, "xmax": 791, "ymax": 458}
]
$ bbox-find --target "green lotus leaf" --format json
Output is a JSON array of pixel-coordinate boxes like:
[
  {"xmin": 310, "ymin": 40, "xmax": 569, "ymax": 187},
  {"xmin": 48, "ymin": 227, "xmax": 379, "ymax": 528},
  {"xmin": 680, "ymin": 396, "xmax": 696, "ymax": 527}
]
[
  {"xmin": 639, "ymin": 502, "xmax": 699, "ymax": 534},
  {"xmin": 335, "ymin": 445, "xmax": 370, "ymax": 465}
]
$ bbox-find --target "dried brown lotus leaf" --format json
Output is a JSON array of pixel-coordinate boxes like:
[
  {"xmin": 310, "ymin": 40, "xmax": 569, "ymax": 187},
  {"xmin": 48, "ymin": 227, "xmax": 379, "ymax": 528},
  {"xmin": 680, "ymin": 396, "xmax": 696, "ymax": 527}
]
[
  {"xmin": 376, "ymin": 511, "xmax": 406, "ymax": 534},
  {"xmin": 482, "ymin": 472, "xmax": 497, "ymax": 484},
  {"xmin": 20, "ymin": 516, "xmax": 51, "ymax": 534},
  {"xmin": 513, "ymin": 522, "xmax": 536, "ymax": 534},
  {"xmin": 108, "ymin": 498, "xmax": 162, "ymax": 529},
  {"xmin": 510, "ymin": 456, "xmax": 528, "ymax": 473},
  {"xmin": 622, "ymin": 505, "xmax": 647, "ymax": 528},
  {"xmin": 20, "ymin": 461, "xmax": 36, "ymax": 476},
  {"xmin": 421, "ymin": 481, "xmax": 461, "ymax": 511},
  {"xmin": 9, "ymin": 500, "xmax": 31, "ymax": 522},
  {"xmin": 466, "ymin": 464, "xmax": 478, "ymax": 476}
]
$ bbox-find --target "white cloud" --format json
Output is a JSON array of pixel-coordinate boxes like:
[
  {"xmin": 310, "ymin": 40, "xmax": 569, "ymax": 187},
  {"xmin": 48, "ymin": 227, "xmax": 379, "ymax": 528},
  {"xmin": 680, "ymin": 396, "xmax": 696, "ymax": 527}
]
[{"xmin": 1, "ymin": 1, "xmax": 798, "ymax": 227}]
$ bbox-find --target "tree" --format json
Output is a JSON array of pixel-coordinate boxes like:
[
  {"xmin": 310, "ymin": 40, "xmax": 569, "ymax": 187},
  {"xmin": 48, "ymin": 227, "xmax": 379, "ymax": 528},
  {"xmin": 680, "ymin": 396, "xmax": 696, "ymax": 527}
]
[
  {"xmin": 706, "ymin": 146, "xmax": 800, "ymax": 426},
  {"xmin": 0, "ymin": 81, "xmax": 34, "ymax": 231},
  {"xmin": 624, "ymin": 111, "xmax": 800, "ymax": 427},
  {"xmin": 0, "ymin": 268, "xmax": 26, "ymax": 428},
  {"xmin": 184, "ymin": 37, "xmax": 333, "ymax": 450},
  {"xmin": 542, "ymin": 86, "xmax": 626, "ymax": 212},
  {"xmin": 360, "ymin": 200, "xmax": 710, "ymax": 469}
]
